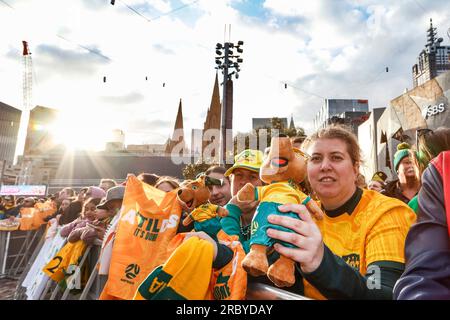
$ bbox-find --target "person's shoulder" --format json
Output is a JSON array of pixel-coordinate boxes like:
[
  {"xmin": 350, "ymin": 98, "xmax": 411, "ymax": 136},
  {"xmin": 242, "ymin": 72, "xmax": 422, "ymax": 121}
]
[
  {"xmin": 357, "ymin": 189, "xmax": 412, "ymax": 221},
  {"xmin": 363, "ymin": 189, "xmax": 409, "ymax": 208}
]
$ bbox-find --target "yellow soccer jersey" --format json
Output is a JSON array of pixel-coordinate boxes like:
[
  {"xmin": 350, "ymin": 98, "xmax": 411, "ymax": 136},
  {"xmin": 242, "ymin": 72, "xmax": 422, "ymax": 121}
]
[
  {"xmin": 255, "ymin": 181, "xmax": 307, "ymax": 205},
  {"xmin": 304, "ymin": 189, "xmax": 416, "ymax": 300},
  {"xmin": 191, "ymin": 203, "xmax": 219, "ymax": 222}
]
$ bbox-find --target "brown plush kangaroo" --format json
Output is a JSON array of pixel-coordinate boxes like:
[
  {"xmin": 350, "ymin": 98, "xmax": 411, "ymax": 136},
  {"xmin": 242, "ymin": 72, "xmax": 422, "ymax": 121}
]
[
  {"xmin": 177, "ymin": 174, "xmax": 229, "ymax": 239},
  {"xmin": 238, "ymin": 135, "xmax": 323, "ymax": 287}
]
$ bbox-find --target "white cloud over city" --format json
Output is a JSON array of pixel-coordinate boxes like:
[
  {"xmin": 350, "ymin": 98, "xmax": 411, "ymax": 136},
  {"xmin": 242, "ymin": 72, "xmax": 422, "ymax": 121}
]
[{"xmin": 1, "ymin": 0, "xmax": 449, "ymax": 146}]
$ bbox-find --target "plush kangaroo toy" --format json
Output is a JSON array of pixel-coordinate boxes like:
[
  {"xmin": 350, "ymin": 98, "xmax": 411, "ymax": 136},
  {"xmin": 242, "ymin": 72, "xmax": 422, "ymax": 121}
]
[
  {"xmin": 238, "ymin": 135, "xmax": 323, "ymax": 287},
  {"xmin": 177, "ymin": 174, "xmax": 229, "ymax": 240}
]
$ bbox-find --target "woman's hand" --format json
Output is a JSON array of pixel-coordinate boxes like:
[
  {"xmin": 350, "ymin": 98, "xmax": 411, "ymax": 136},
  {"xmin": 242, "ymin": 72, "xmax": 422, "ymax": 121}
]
[
  {"xmin": 266, "ymin": 203, "xmax": 324, "ymax": 274},
  {"xmin": 183, "ymin": 231, "xmax": 218, "ymax": 260}
]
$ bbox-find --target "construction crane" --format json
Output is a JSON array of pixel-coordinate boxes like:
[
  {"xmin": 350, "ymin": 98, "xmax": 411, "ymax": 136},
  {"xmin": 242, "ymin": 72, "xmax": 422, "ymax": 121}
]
[{"xmin": 13, "ymin": 40, "xmax": 33, "ymax": 167}]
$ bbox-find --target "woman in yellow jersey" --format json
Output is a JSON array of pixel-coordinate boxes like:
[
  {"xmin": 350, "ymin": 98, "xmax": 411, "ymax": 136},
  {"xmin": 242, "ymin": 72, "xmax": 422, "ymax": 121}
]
[{"xmin": 266, "ymin": 125, "xmax": 416, "ymax": 299}]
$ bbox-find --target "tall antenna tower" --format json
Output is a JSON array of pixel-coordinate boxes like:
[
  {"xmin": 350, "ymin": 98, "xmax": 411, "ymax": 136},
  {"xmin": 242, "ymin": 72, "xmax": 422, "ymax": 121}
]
[{"xmin": 13, "ymin": 41, "xmax": 33, "ymax": 166}]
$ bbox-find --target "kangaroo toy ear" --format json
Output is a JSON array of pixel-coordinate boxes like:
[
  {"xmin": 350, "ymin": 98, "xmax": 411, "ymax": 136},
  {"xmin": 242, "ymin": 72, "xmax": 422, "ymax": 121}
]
[{"xmin": 195, "ymin": 173, "xmax": 207, "ymax": 186}]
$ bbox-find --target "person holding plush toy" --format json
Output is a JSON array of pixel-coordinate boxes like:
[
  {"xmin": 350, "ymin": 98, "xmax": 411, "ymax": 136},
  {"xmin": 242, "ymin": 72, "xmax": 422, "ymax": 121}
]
[
  {"xmin": 237, "ymin": 135, "xmax": 323, "ymax": 288},
  {"xmin": 267, "ymin": 125, "xmax": 416, "ymax": 299}
]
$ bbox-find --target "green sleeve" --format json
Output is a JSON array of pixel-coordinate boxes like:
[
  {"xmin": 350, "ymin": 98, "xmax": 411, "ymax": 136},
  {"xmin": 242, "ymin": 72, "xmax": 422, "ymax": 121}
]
[
  {"xmin": 301, "ymin": 245, "xmax": 404, "ymax": 299},
  {"xmin": 221, "ymin": 203, "xmax": 242, "ymax": 236}
]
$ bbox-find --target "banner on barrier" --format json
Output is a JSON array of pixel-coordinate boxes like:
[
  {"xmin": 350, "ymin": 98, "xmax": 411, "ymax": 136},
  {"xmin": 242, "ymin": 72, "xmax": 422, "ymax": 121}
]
[
  {"xmin": 22, "ymin": 229, "xmax": 66, "ymax": 300},
  {"xmin": 0, "ymin": 185, "xmax": 47, "ymax": 196}
]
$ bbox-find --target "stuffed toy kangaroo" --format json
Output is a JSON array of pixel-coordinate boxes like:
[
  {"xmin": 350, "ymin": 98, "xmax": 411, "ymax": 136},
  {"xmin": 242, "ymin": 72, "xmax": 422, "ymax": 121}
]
[
  {"xmin": 177, "ymin": 174, "xmax": 229, "ymax": 240},
  {"xmin": 238, "ymin": 135, "xmax": 323, "ymax": 287}
]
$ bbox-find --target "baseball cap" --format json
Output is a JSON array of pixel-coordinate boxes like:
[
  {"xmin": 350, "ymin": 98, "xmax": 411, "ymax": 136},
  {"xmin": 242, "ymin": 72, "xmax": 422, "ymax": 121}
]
[
  {"xmin": 371, "ymin": 171, "xmax": 388, "ymax": 183},
  {"xmin": 97, "ymin": 186, "xmax": 125, "ymax": 210},
  {"xmin": 224, "ymin": 149, "xmax": 264, "ymax": 177}
]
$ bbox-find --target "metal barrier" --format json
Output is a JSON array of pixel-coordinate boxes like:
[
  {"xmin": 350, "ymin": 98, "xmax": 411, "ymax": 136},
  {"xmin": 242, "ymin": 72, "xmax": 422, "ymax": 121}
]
[
  {"xmin": 42, "ymin": 241, "xmax": 104, "ymax": 300},
  {"xmin": 0, "ymin": 227, "xmax": 45, "ymax": 279},
  {"xmin": 11, "ymin": 234, "xmax": 309, "ymax": 300},
  {"xmin": 13, "ymin": 231, "xmax": 47, "ymax": 300},
  {"xmin": 79, "ymin": 241, "xmax": 106, "ymax": 300},
  {"xmin": 246, "ymin": 283, "xmax": 310, "ymax": 300}
]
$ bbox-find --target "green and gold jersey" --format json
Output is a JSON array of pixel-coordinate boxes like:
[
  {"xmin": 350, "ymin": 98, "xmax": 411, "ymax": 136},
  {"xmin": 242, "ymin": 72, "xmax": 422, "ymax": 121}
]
[
  {"xmin": 304, "ymin": 189, "xmax": 416, "ymax": 300},
  {"xmin": 191, "ymin": 203, "xmax": 219, "ymax": 223},
  {"xmin": 255, "ymin": 181, "xmax": 307, "ymax": 204}
]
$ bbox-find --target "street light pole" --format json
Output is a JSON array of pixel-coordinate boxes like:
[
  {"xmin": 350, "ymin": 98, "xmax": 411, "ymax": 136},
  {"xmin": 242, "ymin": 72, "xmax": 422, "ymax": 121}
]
[
  {"xmin": 220, "ymin": 43, "xmax": 229, "ymax": 166},
  {"xmin": 215, "ymin": 40, "xmax": 244, "ymax": 166}
]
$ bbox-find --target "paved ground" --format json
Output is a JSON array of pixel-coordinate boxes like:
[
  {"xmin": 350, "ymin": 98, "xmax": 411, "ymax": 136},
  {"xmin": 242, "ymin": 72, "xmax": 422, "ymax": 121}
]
[{"xmin": 0, "ymin": 278, "xmax": 18, "ymax": 300}]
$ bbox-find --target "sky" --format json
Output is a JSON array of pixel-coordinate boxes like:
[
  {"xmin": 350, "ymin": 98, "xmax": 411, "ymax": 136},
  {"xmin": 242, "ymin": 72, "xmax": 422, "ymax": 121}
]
[{"xmin": 1, "ymin": 0, "xmax": 450, "ymax": 148}]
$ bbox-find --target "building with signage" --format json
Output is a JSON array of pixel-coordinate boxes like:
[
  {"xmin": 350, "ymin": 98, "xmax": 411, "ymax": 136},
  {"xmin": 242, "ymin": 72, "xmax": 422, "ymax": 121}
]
[{"xmin": 376, "ymin": 70, "xmax": 450, "ymax": 175}]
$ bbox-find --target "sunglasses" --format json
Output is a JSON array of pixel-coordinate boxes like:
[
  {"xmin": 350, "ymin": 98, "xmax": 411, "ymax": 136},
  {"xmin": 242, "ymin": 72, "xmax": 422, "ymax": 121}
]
[{"xmin": 205, "ymin": 176, "xmax": 224, "ymax": 187}]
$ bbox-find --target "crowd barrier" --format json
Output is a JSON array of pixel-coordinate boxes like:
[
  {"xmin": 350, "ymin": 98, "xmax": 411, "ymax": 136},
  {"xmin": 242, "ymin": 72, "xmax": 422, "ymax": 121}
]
[
  {"xmin": 10, "ymin": 229, "xmax": 308, "ymax": 300},
  {"xmin": 0, "ymin": 227, "xmax": 45, "ymax": 279}
]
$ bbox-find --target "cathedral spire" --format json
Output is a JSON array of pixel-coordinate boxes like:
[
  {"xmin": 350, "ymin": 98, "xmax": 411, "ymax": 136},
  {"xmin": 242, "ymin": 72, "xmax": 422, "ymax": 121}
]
[
  {"xmin": 165, "ymin": 99, "xmax": 186, "ymax": 155},
  {"xmin": 201, "ymin": 73, "xmax": 222, "ymax": 158},
  {"xmin": 289, "ymin": 114, "xmax": 295, "ymax": 130}
]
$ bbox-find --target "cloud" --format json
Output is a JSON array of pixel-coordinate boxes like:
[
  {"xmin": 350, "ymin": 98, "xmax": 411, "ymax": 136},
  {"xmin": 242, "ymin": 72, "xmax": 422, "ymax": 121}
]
[
  {"xmin": 80, "ymin": 0, "xmax": 109, "ymax": 11},
  {"xmin": 35, "ymin": 44, "xmax": 109, "ymax": 79},
  {"xmin": 1, "ymin": 0, "xmax": 450, "ymax": 144},
  {"xmin": 100, "ymin": 92, "xmax": 145, "ymax": 105},
  {"xmin": 153, "ymin": 43, "xmax": 175, "ymax": 55}
]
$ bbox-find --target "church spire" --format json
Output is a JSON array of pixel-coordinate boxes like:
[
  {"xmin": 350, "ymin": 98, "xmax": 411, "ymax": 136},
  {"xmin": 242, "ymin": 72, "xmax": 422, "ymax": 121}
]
[
  {"xmin": 204, "ymin": 72, "xmax": 221, "ymax": 130},
  {"xmin": 201, "ymin": 73, "xmax": 222, "ymax": 158},
  {"xmin": 174, "ymin": 98, "xmax": 184, "ymax": 133},
  {"xmin": 165, "ymin": 99, "xmax": 186, "ymax": 155},
  {"xmin": 289, "ymin": 114, "xmax": 295, "ymax": 130}
]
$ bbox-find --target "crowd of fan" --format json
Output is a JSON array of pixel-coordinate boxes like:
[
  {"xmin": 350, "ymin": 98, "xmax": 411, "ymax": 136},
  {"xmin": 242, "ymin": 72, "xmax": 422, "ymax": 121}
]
[{"xmin": 0, "ymin": 124, "xmax": 449, "ymax": 299}]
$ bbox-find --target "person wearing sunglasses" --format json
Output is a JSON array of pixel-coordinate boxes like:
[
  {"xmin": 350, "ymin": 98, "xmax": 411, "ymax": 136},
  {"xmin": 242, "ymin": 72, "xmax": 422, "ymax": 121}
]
[{"xmin": 204, "ymin": 166, "xmax": 232, "ymax": 207}]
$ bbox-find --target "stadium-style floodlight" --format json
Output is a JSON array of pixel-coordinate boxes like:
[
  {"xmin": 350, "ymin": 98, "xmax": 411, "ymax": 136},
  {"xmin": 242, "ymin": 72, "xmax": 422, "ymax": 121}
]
[
  {"xmin": 214, "ymin": 39, "xmax": 244, "ymax": 166},
  {"xmin": 214, "ymin": 40, "xmax": 244, "ymax": 81}
]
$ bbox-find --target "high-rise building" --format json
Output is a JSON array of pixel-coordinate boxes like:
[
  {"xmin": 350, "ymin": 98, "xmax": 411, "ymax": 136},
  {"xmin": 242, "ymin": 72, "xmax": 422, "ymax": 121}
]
[
  {"xmin": 412, "ymin": 19, "xmax": 450, "ymax": 88},
  {"xmin": 0, "ymin": 102, "xmax": 21, "ymax": 165},
  {"xmin": 23, "ymin": 105, "xmax": 60, "ymax": 156},
  {"xmin": 314, "ymin": 99, "xmax": 369, "ymax": 131},
  {"xmin": 105, "ymin": 129, "xmax": 125, "ymax": 151}
]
